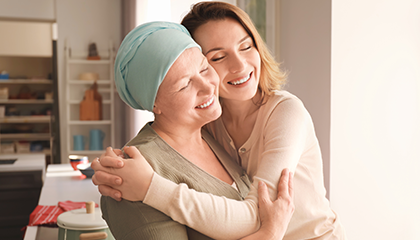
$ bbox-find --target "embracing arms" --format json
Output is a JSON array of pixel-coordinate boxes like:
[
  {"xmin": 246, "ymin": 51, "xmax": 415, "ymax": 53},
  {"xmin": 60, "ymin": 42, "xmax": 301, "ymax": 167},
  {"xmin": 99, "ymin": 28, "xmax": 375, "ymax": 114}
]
[{"xmin": 93, "ymin": 147, "xmax": 293, "ymax": 240}]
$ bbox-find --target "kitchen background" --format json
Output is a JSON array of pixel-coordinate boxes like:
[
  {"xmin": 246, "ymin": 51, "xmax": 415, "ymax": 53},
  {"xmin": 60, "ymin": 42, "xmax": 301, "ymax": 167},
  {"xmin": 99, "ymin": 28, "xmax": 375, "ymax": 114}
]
[{"xmin": 0, "ymin": 0, "xmax": 419, "ymax": 240}]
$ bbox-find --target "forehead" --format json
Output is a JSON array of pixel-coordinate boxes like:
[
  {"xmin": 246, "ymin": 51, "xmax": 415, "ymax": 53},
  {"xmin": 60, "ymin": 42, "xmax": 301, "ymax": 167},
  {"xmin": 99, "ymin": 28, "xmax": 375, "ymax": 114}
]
[
  {"xmin": 161, "ymin": 47, "xmax": 204, "ymax": 85},
  {"xmin": 193, "ymin": 18, "xmax": 249, "ymax": 48}
]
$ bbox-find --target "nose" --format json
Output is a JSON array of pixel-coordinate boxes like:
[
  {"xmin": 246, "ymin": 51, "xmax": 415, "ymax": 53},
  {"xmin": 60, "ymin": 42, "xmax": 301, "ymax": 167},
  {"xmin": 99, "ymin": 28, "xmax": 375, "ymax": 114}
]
[
  {"xmin": 228, "ymin": 52, "xmax": 246, "ymax": 74},
  {"xmin": 197, "ymin": 75, "xmax": 214, "ymax": 96}
]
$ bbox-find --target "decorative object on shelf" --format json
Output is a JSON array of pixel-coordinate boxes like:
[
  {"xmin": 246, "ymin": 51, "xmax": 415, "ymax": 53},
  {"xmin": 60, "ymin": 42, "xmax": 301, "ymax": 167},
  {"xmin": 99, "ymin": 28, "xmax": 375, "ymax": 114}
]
[
  {"xmin": 14, "ymin": 85, "xmax": 37, "ymax": 99},
  {"xmin": 92, "ymin": 81, "xmax": 102, "ymax": 118},
  {"xmin": 89, "ymin": 129, "xmax": 105, "ymax": 150},
  {"xmin": 44, "ymin": 92, "xmax": 53, "ymax": 100},
  {"xmin": 79, "ymin": 82, "xmax": 102, "ymax": 120},
  {"xmin": 87, "ymin": 43, "xmax": 101, "ymax": 60},
  {"xmin": 0, "ymin": 141, "xmax": 14, "ymax": 153},
  {"xmin": 0, "ymin": 87, "xmax": 8, "ymax": 99},
  {"xmin": 16, "ymin": 141, "xmax": 31, "ymax": 153},
  {"xmin": 0, "ymin": 71, "xmax": 9, "ymax": 79},
  {"xmin": 79, "ymin": 72, "xmax": 99, "ymax": 81},
  {"xmin": 73, "ymin": 135, "xmax": 85, "ymax": 151},
  {"xmin": 0, "ymin": 105, "xmax": 4, "ymax": 118}
]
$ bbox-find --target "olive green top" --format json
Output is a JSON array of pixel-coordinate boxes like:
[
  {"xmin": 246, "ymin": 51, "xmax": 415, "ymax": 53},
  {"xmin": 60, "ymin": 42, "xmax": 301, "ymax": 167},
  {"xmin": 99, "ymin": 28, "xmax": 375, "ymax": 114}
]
[{"xmin": 101, "ymin": 123, "xmax": 251, "ymax": 240}]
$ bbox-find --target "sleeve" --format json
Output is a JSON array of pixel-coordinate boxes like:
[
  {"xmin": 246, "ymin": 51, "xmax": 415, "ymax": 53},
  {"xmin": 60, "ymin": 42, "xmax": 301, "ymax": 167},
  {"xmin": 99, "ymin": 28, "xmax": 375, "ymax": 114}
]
[
  {"xmin": 142, "ymin": 97, "xmax": 311, "ymax": 239},
  {"xmin": 101, "ymin": 196, "xmax": 190, "ymax": 240},
  {"xmin": 251, "ymin": 97, "xmax": 310, "ymax": 202}
]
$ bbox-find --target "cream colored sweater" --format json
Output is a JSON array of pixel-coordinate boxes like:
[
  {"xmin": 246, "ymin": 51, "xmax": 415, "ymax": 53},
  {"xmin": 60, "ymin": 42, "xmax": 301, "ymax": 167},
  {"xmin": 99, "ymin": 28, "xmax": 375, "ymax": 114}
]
[{"xmin": 143, "ymin": 91, "xmax": 346, "ymax": 240}]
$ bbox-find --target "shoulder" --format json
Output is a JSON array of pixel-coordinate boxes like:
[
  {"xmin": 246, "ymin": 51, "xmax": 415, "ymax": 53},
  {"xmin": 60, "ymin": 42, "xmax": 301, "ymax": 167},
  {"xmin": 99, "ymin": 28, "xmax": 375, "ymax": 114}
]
[
  {"xmin": 263, "ymin": 90, "xmax": 309, "ymax": 120},
  {"xmin": 125, "ymin": 122, "xmax": 158, "ymax": 147}
]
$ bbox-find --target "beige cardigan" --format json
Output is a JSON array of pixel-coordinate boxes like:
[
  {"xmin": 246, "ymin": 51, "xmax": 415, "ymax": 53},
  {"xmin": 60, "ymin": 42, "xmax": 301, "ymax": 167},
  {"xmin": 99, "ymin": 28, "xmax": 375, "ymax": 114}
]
[
  {"xmin": 101, "ymin": 124, "xmax": 251, "ymax": 240},
  {"xmin": 143, "ymin": 91, "xmax": 347, "ymax": 239}
]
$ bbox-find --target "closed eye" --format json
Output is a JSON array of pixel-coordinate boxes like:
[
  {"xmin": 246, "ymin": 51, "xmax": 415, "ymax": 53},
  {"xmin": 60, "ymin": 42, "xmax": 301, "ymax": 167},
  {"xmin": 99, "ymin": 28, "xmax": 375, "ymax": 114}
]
[
  {"xmin": 211, "ymin": 56, "xmax": 225, "ymax": 62},
  {"xmin": 241, "ymin": 45, "xmax": 252, "ymax": 51},
  {"xmin": 200, "ymin": 67, "xmax": 208, "ymax": 74},
  {"xmin": 179, "ymin": 80, "xmax": 191, "ymax": 91}
]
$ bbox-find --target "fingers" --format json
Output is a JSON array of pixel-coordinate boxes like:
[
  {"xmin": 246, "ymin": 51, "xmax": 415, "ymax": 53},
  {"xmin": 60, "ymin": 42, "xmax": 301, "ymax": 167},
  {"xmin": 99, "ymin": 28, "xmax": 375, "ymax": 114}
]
[
  {"xmin": 98, "ymin": 184, "xmax": 122, "ymax": 201},
  {"xmin": 105, "ymin": 146, "xmax": 118, "ymax": 157},
  {"xmin": 258, "ymin": 181, "xmax": 271, "ymax": 205},
  {"xmin": 288, "ymin": 171, "xmax": 294, "ymax": 199},
  {"xmin": 99, "ymin": 148, "xmax": 124, "ymax": 168},
  {"xmin": 92, "ymin": 170, "xmax": 122, "ymax": 186},
  {"xmin": 277, "ymin": 168, "xmax": 290, "ymax": 199},
  {"xmin": 123, "ymin": 146, "xmax": 142, "ymax": 159}
]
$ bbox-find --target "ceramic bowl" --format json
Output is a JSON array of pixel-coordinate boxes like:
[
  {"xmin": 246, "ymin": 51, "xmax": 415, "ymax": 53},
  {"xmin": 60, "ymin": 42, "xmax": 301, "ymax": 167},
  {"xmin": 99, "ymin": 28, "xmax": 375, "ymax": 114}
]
[{"xmin": 77, "ymin": 163, "xmax": 94, "ymax": 178}]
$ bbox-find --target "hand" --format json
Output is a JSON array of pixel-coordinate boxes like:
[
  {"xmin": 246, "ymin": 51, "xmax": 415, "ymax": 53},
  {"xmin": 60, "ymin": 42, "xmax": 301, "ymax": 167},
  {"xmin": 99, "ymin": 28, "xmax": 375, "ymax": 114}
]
[
  {"xmin": 258, "ymin": 168, "xmax": 294, "ymax": 239},
  {"xmin": 92, "ymin": 146, "xmax": 154, "ymax": 201},
  {"xmin": 242, "ymin": 168, "xmax": 294, "ymax": 240},
  {"xmin": 92, "ymin": 147, "xmax": 125, "ymax": 201}
]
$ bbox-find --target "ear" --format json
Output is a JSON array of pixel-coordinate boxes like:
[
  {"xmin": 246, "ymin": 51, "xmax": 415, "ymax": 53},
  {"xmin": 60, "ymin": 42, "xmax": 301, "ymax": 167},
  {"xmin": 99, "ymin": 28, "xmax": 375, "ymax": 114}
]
[{"xmin": 152, "ymin": 104, "xmax": 162, "ymax": 115}]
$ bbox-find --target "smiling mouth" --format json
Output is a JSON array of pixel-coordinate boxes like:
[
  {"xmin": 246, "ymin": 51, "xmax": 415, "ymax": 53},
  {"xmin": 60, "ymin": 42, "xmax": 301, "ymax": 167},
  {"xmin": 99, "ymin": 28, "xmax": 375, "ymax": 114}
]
[
  {"xmin": 228, "ymin": 73, "xmax": 251, "ymax": 85},
  {"xmin": 196, "ymin": 96, "xmax": 215, "ymax": 109}
]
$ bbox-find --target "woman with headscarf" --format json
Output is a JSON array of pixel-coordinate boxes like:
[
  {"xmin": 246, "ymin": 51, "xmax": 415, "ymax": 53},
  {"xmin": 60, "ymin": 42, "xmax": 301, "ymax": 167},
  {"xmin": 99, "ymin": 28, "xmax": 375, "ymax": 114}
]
[{"xmin": 98, "ymin": 21, "xmax": 294, "ymax": 240}]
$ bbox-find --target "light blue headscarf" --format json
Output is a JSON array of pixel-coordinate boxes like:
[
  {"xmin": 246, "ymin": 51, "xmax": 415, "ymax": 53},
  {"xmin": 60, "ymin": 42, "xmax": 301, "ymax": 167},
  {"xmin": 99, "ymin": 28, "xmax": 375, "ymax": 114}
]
[{"xmin": 114, "ymin": 21, "xmax": 201, "ymax": 112}]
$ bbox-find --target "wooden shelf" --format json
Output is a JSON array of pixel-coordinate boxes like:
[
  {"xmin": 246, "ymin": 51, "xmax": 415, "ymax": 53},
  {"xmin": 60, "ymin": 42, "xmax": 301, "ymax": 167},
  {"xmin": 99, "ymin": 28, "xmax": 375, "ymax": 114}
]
[
  {"xmin": 0, "ymin": 79, "xmax": 53, "ymax": 84},
  {"xmin": 68, "ymin": 100, "xmax": 111, "ymax": 104},
  {"xmin": 68, "ymin": 120, "xmax": 112, "ymax": 125},
  {"xmin": 68, "ymin": 80, "xmax": 112, "ymax": 84},
  {"xmin": 0, "ymin": 116, "xmax": 51, "ymax": 123},
  {"xmin": 0, "ymin": 133, "xmax": 51, "ymax": 140},
  {"xmin": 67, "ymin": 59, "xmax": 111, "ymax": 64},
  {"xmin": 68, "ymin": 150, "xmax": 105, "ymax": 155},
  {"xmin": 0, "ymin": 99, "xmax": 53, "ymax": 104}
]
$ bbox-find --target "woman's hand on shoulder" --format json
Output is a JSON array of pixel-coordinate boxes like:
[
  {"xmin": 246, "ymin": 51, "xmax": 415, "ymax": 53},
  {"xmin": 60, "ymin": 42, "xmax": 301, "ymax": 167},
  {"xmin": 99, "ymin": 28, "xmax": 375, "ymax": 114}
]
[
  {"xmin": 92, "ymin": 146, "xmax": 154, "ymax": 202},
  {"xmin": 242, "ymin": 168, "xmax": 294, "ymax": 240}
]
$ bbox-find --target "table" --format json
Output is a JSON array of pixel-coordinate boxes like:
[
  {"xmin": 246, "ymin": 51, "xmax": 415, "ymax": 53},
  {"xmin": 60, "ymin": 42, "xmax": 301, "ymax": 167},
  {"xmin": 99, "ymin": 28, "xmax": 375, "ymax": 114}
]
[{"xmin": 24, "ymin": 164, "xmax": 101, "ymax": 240}]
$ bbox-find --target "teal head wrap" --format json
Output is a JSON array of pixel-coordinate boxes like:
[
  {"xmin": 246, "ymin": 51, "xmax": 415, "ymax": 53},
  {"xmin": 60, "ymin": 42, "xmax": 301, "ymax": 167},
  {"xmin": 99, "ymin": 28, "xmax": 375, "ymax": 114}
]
[{"xmin": 114, "ymin": 21, "xmax": 201, "ymax": 111}]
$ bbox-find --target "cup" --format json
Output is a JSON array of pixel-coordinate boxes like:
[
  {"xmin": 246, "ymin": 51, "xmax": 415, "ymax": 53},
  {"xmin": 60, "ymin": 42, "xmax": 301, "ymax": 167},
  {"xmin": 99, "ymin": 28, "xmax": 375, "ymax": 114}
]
[
  {"xmin": 69, "ymin": 155, "xmax": 88, "ymax": 170},
  {"xmin": 73, "ymin": 135, "xmax": 85, "ymax": 151},
  {"xmin": 89, "ymin": 129, "xmax": 105, "ymax": 150}
]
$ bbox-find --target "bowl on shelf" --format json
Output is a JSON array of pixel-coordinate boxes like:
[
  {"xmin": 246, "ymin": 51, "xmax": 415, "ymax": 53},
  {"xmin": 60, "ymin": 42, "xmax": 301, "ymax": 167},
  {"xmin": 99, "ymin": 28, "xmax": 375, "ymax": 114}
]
[
  {"xmin": 77, "ymin": 162, "xmax": 94, "ymax": 178},
  {"xmin": 79, "ymin": 72, "xmax": 99, "ymax": 81},
  {"xmin": 69, "ymin": 155, "xmax": 89, "ymax": 170}
]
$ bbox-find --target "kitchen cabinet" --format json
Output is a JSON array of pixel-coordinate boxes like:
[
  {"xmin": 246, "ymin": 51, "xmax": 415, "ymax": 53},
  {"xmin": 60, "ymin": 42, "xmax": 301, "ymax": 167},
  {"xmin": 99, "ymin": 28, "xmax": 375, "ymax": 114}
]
[
  {"xmin": 0, "ymin": 21, "xmax": 53, "ymax": 57},
  {"xmin": 0, "ymin": 0, "xmax": 55, "ymax": 22},
  {"xmin": 64, "ymin": 42, "xmax": 115, "ymax": 160},
  {"xmin": 0, "ymin": 20, "xmax": 59, "ymax": 164},
  {"xmin": 0, "ymin": 153, "xmax": 45, "ymax": 240}
]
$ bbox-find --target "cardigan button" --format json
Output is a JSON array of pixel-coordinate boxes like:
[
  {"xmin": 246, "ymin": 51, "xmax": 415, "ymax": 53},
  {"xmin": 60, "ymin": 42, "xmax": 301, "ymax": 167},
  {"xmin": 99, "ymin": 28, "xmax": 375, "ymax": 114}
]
[{"xmin": 239, "ymin": 148, "xmax": 246, "ymax": 153}]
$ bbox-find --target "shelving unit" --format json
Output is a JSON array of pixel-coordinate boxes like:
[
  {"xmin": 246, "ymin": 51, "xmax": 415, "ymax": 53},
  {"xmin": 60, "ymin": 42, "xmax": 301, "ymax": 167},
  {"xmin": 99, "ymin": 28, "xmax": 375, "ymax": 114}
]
[
  {"xmin": 64, "ymin": 42, "xmax": 115, "ymax": 160},
  {"xmin": 0, "ymin": 78, "xmax": 54, "ymax": 158}
]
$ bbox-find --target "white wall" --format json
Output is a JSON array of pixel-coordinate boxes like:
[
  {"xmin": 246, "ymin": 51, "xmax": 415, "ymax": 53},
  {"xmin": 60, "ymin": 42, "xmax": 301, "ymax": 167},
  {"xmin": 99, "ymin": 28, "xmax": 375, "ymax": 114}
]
[
  {"xmin": 330, "ymin": 1, "xmax": 420, "ymax": 239},
  {"xmin": 56, "ymin": 0, "xmax": 122, "ymax": 162},
  {"xmin": 278, "ymin": 0, "xmax": 332, "ymax": 196}
]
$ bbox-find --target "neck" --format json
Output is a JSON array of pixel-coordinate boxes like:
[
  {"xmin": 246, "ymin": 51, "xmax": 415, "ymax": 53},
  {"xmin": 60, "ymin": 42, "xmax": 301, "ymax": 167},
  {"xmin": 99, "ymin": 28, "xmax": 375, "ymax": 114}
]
[
  {"xmin": 151, "ymin": 118, "xmax": 205, "ymax": 152},
  {"xmin": 221, "ymin": 90, "xmax": 261, "ymax": 125}
]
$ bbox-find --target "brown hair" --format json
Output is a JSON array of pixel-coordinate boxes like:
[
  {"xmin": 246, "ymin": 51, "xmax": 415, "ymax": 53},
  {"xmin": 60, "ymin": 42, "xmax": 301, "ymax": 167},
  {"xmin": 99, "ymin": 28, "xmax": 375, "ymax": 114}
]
[{"xmin": 181, "ymin": 1, "xmax": 287, "ymax": 103}]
